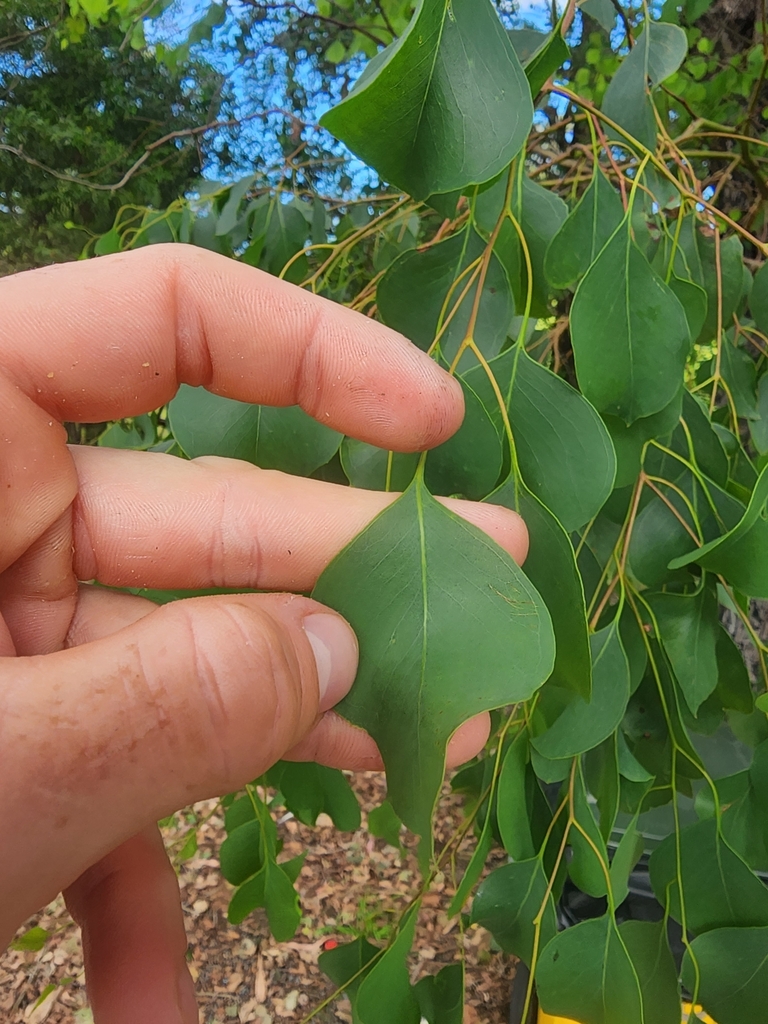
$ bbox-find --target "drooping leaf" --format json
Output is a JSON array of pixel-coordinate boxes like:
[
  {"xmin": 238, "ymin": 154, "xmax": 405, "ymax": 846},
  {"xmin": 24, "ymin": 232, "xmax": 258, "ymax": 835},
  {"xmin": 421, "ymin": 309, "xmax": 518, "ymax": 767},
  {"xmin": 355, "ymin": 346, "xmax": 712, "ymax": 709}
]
[
  {"xmin": 584, "ymin": 734, "xmax": 620, "ymax": 842},
  {"xmin": 497, "ymin": 732, "xmax": 537, "ymax": 860},
  {"xmin": 620, "ymin": 920, "xmax": 681, "ymax": 1024},
  {"xmin": 649, "ymin": 817, "xmax": 768, "ymax": 933},
  {"xmin": 313, "ymin": 474, "xmax": 555, "ymax": 857},
  {"xmin": 682, "ymin": 927, "xmax": 768, "ymax": 1024},
  {"xmin": 267, "ymin": 762, "xmax": 361, "ymax": 831},
  {"xmin": 516, "ymin": 25, "xmax": 570, "ymax": 96},
  {"xmin": 544, "ymin": 167, "xmax": 625, "ymax": 290},
  {"xmin": 319, "ymin": 935, "xmax": 380, "ymax": 1023},
  {"xmin": 602, "ymin": 22, "xmax": 688, "ymax": 149},
  {"xmin": 320, "ymin": 0, "xmax": 533, "ymax": 200},
  {"xmin": 749, "ymin": 373, "xmax": 768, "ymax": 454},
  {"xmin": 220, "ymin": 818, "xmax": 270, "ymax": 886},
  {"xmin": 340, "ymin": 440, "xmax": 419, "ymax": 492},
  {"xmin": 715, "ymin": 626, "xmax": 754, "ymax": 714},
  {"xmin": 569, "ymin": 760, "xmax": 610, "ymax": 897},
  {"xmin": 415, "ymin": 964, "xmax": 464, "ymax": 1024},
  {"xmin": 536, "ymin": 914, "xmax": 644, "ymax": 1024},
  {"xmin": 603, "ymin": 388, "xmax": 683, "ymax": 488},
  {"xmin": 533, "ymin": 623, "xmax": 630, "ymax": 760},
  {"xmin": 471, "ymin": 857, "xmax": 556, "ymax": 967},
  {"xmin": 670, "ymin": 465, "xmax": 768, "ymax": 598},
  {"xmin": 488, "ymin": 476, "xmax": 592, "ymax": 698},
  {"xmin": 169, "ymin": 386, "xmax": 342, "ymax": 476},
  {"xmin": 570, "ymin": 215, "xmax": 690, "ymax": 423},
  {"xmin": 376, "ymin": 228, "xmax": 514, "ymax": 365},
  {"xmin": 609, "ymin": 811, "xmax": 645, "ymax": 905},
  {"xmin": 750, "ymin": 260, "xmax": 768, "ymax": 336},
  {"xmin": 447, "ymin": 815, "xmax": 493, "ymax": 916},
  {"xmin": 355, "ymin": 907, "xmax": 421, "ymax": 1024},
  {"xmin": 468, "ymin": 347, "xmax": 616, "ymax": 530},
  {"xmin": 678, "ymin": 226, "xmax": 744, "ymax": 345},
  {"xmin": 227, "ymin": 856, "xmax": 301, "ymax": 939},
  {"xmin": 650, "ymin": 586, "xmax": 720, "ymax": 714},
  {"xmin": 424, "ymin": 377, "xmax": 502, "ymax": 499},
  {"xmin": 367, "ymin": 800, "xmax": 403, "ymax": 849},
  {"xmin": 719, "ymin": 335, "xmax": 759, "ymax": 419},
  {"xmin": 580, "ymin": 0, "xmax": 617, "ymax": 33},
  {"xmin": 474, "ymin": 172, "xmax": 568, "ymax": 317}
]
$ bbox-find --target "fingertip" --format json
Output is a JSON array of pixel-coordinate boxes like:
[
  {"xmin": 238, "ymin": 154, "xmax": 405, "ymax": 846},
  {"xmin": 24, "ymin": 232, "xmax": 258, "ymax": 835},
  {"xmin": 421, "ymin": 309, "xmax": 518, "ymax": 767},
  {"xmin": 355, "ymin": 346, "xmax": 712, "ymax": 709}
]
[
  {"xmin": 446, "ymin": 714, "xmax": 491, "ymax": 768},
  {"xmin": 439, "ymin": 498, "xmax": 529, "ymax": 565}
]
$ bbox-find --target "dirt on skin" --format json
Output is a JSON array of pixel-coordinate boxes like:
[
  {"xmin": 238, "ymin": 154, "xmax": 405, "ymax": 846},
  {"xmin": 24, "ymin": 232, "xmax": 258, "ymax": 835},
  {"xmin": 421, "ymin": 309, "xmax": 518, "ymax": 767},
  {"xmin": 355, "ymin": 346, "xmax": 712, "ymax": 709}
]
[{"xmin": 0, "ymin": 772, "xmax": 516, "ymax": 1024}]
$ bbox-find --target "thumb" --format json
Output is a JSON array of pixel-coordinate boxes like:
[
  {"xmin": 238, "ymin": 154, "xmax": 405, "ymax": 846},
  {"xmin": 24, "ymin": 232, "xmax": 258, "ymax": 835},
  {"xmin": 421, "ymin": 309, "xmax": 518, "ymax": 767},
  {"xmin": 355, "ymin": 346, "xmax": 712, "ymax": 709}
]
[{"xmin": 0, "ymin": 593, "xmax": 357, "ymax": 940}]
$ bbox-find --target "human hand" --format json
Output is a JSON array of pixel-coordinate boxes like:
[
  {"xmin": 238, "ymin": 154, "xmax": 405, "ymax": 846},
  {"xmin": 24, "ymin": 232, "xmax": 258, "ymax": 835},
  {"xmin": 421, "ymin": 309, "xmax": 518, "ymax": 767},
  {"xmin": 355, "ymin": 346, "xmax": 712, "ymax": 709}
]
[{"xmin": 0, "ymin": 245, "xmax": 527, "ymax": 1022}]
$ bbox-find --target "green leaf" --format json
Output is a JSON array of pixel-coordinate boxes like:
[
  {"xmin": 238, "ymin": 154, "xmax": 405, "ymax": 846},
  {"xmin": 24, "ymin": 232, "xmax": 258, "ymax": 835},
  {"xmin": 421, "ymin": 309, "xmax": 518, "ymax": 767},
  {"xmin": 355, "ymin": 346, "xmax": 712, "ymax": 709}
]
[
  {"xmin": 569, "ymin": 760, "xmax": 610, "ymax": 897},
  {"xmin": 220, "ymin": 819, "xmax": 268, "ymax": 886},
  {"xmin": 467, "ymin": 347, "xmax": 616, "ymax": 531},
  {"xmin": 94, "ymin": 228, "xmax": 121, "ymax": 255},
  {"xmin": 585, "ymin": 734, "xmax": 620, "ymax": 842},
  {"xmin": 620, "ymin": 920, "xmax": 681, "ymax": 1024},
  {"xmin": 414, "ymin": 963, "xmax": 464, "ymax": 1024},
  {"xmin": 603, "ymin": 389, "xmax": 683, "ymax": 489},
  {"xmin": 488, "ymin": 476, "xmax": 592, "ymax": 698},
  {"xmin": 216, "ymin": 175, "xmax": 255, "ymax": 236},
  {"xmin": 719, "ymin": 335, "xmax": 759, "ymax": 419},
  {"xmin": 313, "ymin": 474, "xmax": 554, "ymax": 858},
  {"xmin": 536, "ymin": 914, "xmax": 643, "ymax": 1024},
  {"xmin": 447, "ymin": 816, "xmax": 493, "ymax": 915},
  {"xmin": 678, "ymin": 390, "xmax": 730, "ymax": 486},
  {"xmin": 533, "ymin": 623, "xmax": 630, "ymax": 760},
  {"xmin": 570, "ymin": 214, "xmax": 690, "ymax": 423},
  {"xmin": 98, "ymin": 414, "xmax": 156, "ymax": 450},
  {"xmin": 367, "ymin": 801, "xmax": 403, "ymax": 849},
  {"xmin": 749, "ymin": 373, "xmax": 768, "ymax": 454},
  {"xmin": 471, "ymin": 857, "xmax": 556, "ymax": 967},
  {"xmin": 750, "ymin": 260, "xmax": 768, "ymax": 336},
  {"xmin": 355, "ymin": 907, "xmax": 421, "ymax": 1024},
  {"xmin": 680, "ymin": 228, "xmax": 744, "ymax": 346},
  {"xmin": 544, "ymin": 167, "xmax": 625, "ymax": 290},
  {"xmin": 497, "ymin": 733, "xmax": 537, "ymax": 859},
  {"xmin": 340, "ymin": 440, "xmax": 419, "ymax": 492},
  {"xmin": 319, "ymin": 936, "xmax": 380, "ymax": 1022},
  {"xmin": 424, "ymin": 377, "xmax": 502, "ymax": 499},
  {"xmin": 518, "ymin": 27, "xmax": 570, "ymax": 97},
  {"xmin": 376, "ymin": 228, "xmax": 514, "ymax": 366},
  {"xmin": 649, "ymin": 817, "xmax": 768, "ymax": 933},
  {"xmin": 609, "ymin": 812, "xmax": 645, "ymax": 905},
  {"xmin": 320, "ymin": 0, "xmax": 533, "ymax": 200},
  {"xmin": 268, "ymin": 762, "xmax": 361, "ymax": 831},
  {"xmin": 10, "ymin": 926, "xmax": 49, "ymax": 952},
  {"xmin": 580, "ymin": 0, "xmax": 617, "ymax": 33},
  {"xmin": 650, "ymin": 586, "xmax": 720, "ymax": 714},
  {"xmin": 168, "ymin": 386, "xmax": 342, "ymax": 477},
  {"xmin": 477, "ymin": 174, "xmax": 568, "ymax": 317},
  {"xmin": 178, "ymin": 828, "xmax": 198, "ymax": 862},
  {"xmin": 682, "ymin": 927, "xmax": 768, "ymax": 1024},
  {"xmin": 602, "ymin": 22, "xmax": 688, "ymax": 149},
  {"xmin": 670, "ymin": 465, "xmax": 768, "ymax": 598},
  {"xmin": 227, "ymin": 857, "xmax": 301, "ymax": 938},
  {"xmin": 715, "ymin": 627, "xmax": 754, "ymax": 714}
]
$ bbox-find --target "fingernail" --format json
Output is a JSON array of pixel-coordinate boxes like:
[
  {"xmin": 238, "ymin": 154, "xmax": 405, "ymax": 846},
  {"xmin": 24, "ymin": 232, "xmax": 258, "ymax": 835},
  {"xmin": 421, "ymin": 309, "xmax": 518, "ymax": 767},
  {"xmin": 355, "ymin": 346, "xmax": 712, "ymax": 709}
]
[{"xmin": 303, "ymin": 612, "xmax": 359, "ymax": 711}]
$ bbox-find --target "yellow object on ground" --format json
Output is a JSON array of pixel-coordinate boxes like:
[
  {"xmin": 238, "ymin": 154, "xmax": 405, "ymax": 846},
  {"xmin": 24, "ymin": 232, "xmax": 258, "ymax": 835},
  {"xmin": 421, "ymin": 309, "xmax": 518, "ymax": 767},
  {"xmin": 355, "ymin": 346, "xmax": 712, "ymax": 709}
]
[{"xmin": 537, "ymin": 1005, "xmax": 716, "ymax": 1024}]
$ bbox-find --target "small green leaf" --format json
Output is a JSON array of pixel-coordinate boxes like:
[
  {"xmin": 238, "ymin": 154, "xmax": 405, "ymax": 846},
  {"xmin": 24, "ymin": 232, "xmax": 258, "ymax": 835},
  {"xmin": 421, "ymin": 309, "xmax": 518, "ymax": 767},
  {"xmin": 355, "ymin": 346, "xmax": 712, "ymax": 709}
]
[
  {"xmin": 355, "ymin": 906, "xmax": 421, "ymax": 1024},
  {"xmin": 447, "ymin": 818, "xmax": 493, "ymax": 916},
  {"xmin": 544, "ymin": 167, "xmax": 625, "ymax": 290},
  {"xmin": 682, "ymin": 926, "xmax": 768, "ymax": 1024},
  {"xmin": 424, "ymin": 377, "xmax": 502, "ymax": 499},
  {"xmin": 569, "ymin": 760, "xmax": 610, "ymax": 897},
  {"xmin": 313, "ymin": 474, "xmax": 554, "ymax": 859},
  {"xmin": 620, "ymin": 920, "xmax": 681, "ymax": 1024},
  {"xmin": 580, "ymin": 0, "xmax": 617, "ymax": 33},
  {"xmin": 340, "ymin": 440, "xmax": 419, "ymax": 492},
  {"xmin": 670, "ymin": 464, "xmax": 768, "ymax": 598},
  {"xmin": 649, "ymin": 817, "xmax": 768, "ymax": 933},
  {"xmin": 10, "ymin": 926, "xmax": 49, "ymax": 952},
  {"xmin": 178, "ymin": 829, "xmax": 198, "ymax": 862},
  {"xmin": 377, "ymin": 228, "xmax": 514, "ymax": 366},
  {"xmin": 715, "ymin": 627, "xmax": 754, "ymax": 714},
  {"xmin": 169, "ymin": 386, "xmax": 342, "ymax": 477},
  {"xmin": 320, "ymin": 0, "xmax": 533, "ymax": 200},
  {"xmin": 268, "ymin": 762, "xmax": 361, "ymax": 831},
  {"xmin": 650, "ymin": 586, "xmax": 720, "ymax": 714},
  {"xmin": 367, "ymin": 801, "xmax": 403, "ymax": 849},
  {"xmin": 533, "ymin": 623, "xmax": 630, "ymax": 759},
  {"xmin": 414, "ymin": 963, "xmax": 464, "ymax": 1024},
  {"xmin": 220, "ymin": 819, "xmax": 267, "ymax": 886},
  {"xmin": 536, "ymin": 914, "xmax": 644, "ymax": 1024},
  {"xmin": 319, "ymin": 936, "xmax": 380, "ymax": 1020},
  {"xmin": 497, "ymin": 733, "xmax": 537, "ymax": 860},
  {"xmin": 570, "ymin": 214, "xmax": 690, "ymax": 423},
  {"xmin": 488, "ymin": 477, "xmax": 592, "ymax": 698},
  {"xmin": 471, "ymin": 857, "xmax": 556, "ymax": 967},
  {"xmin": 602, "ymin": 22, "xmax": 688, "ymax": 149}
]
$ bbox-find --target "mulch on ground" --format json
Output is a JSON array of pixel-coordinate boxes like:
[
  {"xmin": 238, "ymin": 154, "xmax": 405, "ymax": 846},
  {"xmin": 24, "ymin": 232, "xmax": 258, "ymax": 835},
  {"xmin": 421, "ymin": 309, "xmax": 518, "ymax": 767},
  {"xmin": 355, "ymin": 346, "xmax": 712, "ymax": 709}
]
[{"xmin": 0, "ymin": 772, "xmax": 516, "ymax": 1023}]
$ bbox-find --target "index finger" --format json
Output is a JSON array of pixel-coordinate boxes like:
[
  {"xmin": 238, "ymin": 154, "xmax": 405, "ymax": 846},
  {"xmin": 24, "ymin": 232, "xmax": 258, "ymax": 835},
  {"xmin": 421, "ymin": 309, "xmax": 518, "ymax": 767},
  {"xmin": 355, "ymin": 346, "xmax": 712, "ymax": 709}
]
[{"xmin": 0, "ymin": 244, "xmax": 464, "ymax": 450}]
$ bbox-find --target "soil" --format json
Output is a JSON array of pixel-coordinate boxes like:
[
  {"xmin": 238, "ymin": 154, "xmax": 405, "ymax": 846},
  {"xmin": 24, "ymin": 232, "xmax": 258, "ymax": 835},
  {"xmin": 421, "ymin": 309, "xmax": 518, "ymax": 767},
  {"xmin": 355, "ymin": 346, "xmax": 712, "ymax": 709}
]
[{"xmin": 0, "ymin": 773, "xmax": 515, "ymax": 1024}]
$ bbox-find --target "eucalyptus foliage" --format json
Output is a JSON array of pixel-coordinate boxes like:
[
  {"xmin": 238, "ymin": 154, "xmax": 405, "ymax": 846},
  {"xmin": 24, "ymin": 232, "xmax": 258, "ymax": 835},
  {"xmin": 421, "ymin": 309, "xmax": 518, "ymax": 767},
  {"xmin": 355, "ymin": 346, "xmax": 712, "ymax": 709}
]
[{"xmin": 89, "ymin": 0, "xmax": 768, "ymax": 1018}]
